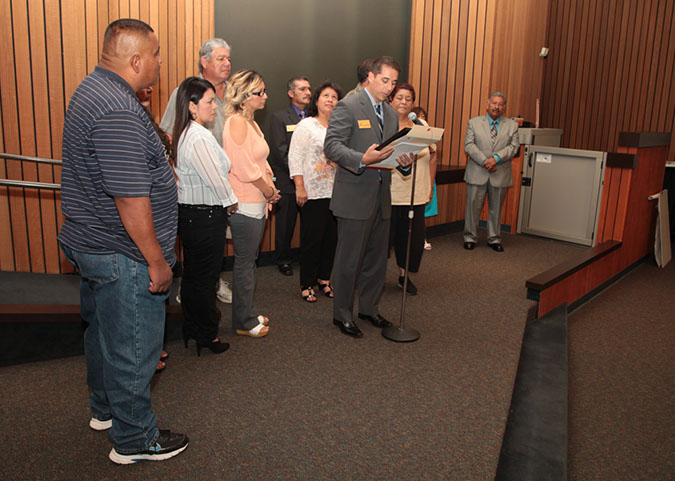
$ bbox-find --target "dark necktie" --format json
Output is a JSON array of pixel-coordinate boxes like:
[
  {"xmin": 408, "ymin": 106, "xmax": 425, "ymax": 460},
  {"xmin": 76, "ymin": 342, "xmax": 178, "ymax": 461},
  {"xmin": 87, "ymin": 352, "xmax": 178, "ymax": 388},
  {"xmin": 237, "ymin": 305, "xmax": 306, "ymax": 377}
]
[
  {"xmin": 491, "ymin": 121, "xmax": 498, "ymax": 144},
  {"xmin": 375, "ymin": 103, "xmax": 384, "ymax": 133},
  {"xmin": 298, "ymin": 111, "xmax": 305, "ymax": 120}
]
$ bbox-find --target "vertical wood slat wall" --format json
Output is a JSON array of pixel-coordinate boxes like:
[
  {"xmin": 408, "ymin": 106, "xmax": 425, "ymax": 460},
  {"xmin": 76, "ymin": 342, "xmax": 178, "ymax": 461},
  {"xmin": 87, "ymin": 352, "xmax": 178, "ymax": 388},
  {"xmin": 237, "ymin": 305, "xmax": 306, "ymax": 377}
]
[
  {"xmin": 542, "ymin": 0, "xmax": 675, "ymax": 162},
  {"xmin": 0, "ymin": 0, "xmax": 214, "ymax": 274},
  {"xmin": 409, "ymin": 0, "xmax": 550, "ymax": 228}
]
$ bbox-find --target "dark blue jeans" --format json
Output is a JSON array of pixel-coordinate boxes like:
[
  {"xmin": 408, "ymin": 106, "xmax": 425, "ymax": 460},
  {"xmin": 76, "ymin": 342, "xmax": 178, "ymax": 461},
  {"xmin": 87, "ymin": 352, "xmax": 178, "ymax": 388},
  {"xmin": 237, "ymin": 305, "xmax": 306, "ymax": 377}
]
[{"xmin": 61, "ymin": 245, "xmax": 167, "ymax": 453}]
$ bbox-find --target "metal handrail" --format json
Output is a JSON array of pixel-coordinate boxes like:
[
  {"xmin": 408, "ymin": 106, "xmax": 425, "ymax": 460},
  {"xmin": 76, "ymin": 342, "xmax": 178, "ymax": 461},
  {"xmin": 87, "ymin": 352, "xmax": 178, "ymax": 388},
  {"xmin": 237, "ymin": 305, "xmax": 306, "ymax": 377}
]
[
  {"xmin": 1, "ymin": 152, "xmax": 62, "ymax": 165},
  {"xmin": 1, "ymin": 152, "xmax": 62, "ymax": 190},
  {"xmin": 0, "ymin": 179, "xmax": 61, "ymax": 190}
]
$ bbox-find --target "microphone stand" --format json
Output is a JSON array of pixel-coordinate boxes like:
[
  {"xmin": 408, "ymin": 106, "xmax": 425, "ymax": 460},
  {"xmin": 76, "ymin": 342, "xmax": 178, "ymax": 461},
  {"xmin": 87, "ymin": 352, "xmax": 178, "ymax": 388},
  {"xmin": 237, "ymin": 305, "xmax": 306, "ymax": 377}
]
[{"xmin": 383, "ymin": 153, "xmax": 421, "ymax": 343}]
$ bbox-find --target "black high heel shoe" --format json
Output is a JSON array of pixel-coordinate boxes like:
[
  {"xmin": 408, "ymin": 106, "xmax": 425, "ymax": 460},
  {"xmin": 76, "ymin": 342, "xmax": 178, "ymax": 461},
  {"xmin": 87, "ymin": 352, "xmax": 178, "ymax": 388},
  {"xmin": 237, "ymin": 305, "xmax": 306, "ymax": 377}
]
[{"xmin": 196, "ymin": 339, "xmax": 230, "ymax": 357}]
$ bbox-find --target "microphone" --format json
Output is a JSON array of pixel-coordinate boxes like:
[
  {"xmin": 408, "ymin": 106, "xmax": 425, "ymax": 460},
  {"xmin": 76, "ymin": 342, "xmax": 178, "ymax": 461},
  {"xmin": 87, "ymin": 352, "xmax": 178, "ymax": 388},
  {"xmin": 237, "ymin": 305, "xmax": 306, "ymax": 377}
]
[{"xmin": 408, "ymin": 112, "xmax": 424, "ymax": 126}]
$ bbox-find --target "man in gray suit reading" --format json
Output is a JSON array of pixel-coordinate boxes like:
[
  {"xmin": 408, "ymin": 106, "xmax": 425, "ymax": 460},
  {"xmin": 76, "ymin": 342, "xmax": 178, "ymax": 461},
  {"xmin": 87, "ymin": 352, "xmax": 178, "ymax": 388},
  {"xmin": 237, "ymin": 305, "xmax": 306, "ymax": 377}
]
[
  {"xmin": 463, "ymin": 92, "xmax": 520, "ymax": 252},
  {"xmin": 324, "ymin": 56, "xmax": 414, "ymax": 338}
]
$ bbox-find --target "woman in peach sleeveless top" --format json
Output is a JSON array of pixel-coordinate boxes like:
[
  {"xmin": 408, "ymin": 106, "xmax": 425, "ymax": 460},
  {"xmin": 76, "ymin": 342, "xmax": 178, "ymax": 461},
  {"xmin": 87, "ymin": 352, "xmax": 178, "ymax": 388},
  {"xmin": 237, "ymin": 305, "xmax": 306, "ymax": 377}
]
[{"xmin": 222, "ymin": 70, "xmax": 280, "ymax": 338}]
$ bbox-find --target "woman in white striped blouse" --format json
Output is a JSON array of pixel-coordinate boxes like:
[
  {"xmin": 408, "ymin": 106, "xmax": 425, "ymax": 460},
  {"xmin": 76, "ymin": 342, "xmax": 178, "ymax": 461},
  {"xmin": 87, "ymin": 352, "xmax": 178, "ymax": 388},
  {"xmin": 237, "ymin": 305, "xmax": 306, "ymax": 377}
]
[{"xmin": 173, "ymin": 77, "xmax": 238, "ymax": 356}]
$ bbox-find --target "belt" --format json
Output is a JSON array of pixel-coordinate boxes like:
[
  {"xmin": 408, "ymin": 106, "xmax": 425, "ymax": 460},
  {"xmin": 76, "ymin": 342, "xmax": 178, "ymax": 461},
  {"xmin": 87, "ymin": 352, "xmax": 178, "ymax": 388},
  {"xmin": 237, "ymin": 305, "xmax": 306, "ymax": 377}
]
[{"xmin": 178, "ymin": 203, "xmax": 224, "ymax": 210}]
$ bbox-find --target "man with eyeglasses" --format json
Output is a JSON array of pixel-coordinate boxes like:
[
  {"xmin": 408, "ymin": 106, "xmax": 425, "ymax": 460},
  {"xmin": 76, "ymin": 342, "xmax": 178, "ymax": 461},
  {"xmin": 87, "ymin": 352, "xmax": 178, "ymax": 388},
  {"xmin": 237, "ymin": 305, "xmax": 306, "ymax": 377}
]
[{"xmin": 269, "ymin": 76, "xmax": 312, "ymax": 276}]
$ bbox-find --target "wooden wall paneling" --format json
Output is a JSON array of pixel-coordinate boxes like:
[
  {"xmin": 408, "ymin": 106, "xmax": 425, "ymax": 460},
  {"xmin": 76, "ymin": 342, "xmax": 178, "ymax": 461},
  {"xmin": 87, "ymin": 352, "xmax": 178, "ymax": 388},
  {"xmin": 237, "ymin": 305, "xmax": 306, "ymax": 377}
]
[
  {"xmin": 450, "ymin": 1, "xmax": 468, "ymax": 170},
  {"xmin": 130, "ymin": 0, "xmax": 140, "ymax": 18},
  {"xmin": 168, "ymin": 0, "xmax": 178, "ymax": 96},
  {"xmin": 6, "ymin": 2, "xmax": 35, "ymax": 272},
  {"xmin": 158, "ymin": 0, "xmax": 169, "ymax": 112},
  {"xmin": 434, "ymin": 0, "xmax": 451, "ymax": 139},
  {"xmin": 0, "ymin": 96, "xmax": 12, "ymax": 271},
  {"xmin": 176, "ymin": 0, "xmax": 186, "ymax": 87},
  {"xmin": 193, "ymin": 0, "xmax": 202, "ymax": 80},
  {"xmin": 418, "ymin": 0, "xmax": 434, "ymax": 110},
  {"xmin": 28, "ymin": 0, "xmax": 60, "ymax": 273},
  {"xmin": 201, "ymin": 0, "xmax": 210, "ymax": 62},
  {"xmin": 118, "ymin": 0, "xmax": 129, "ymax": 18},
  {"xmin": 184, "ymin": 0, "xmax": 195, "ymax": 83},
  {"xmin": 581, "ymin": 0, "xmax": 607, "ymax": 151},
  {"xmin": 0, "ymin": 0, "xmax": 15, "ymax": 271},
  {"xmin": 426, "ymin": 0, "xmax": 443, "ymax": 124},
  {"xmin": 85, "ymin": 0, "xmax": 99, "ymax": 73},
  {"xmin": 600, "ymin": 1, "xmax": 625, "ymax": 151},
  {"xmin": 634, "ymin": 0, "xmax": 659, "ymax": 132},
  {"xmin": 149, "ymin": 0, "xmax": 161, "ymax": 114},
  {"xmin": 595, "ymin": 165, "xmax": 612, "ymax": 243},
  {"xmin": 408, "ymin": 0, "xmax": 421, "ymax": 88},
  {"xmin": 655, "ymin": 0, "xmax": 674, "ymax": 131},
  {"xmin": 441, "ymin": 0, "xmax": 459, "ymax": 168},
  {"xmin": 646, "ymin": 0, "xmax": 669, "ymax": 132},
  {"xmin": 660, "ymin": 3, "xmax": 675, "ymax": 162},
  {"xmin": 569, "ymin": 0, "xmax": 590, "ymax": 151},
  {"xmin": 107, "ymin": 0, "xmax": 119, "ymax": 24},
  {"xmin": 622, "ymin": 0, "xmax": 646, "ymax": 136},
  {"xmin": 46, "ymin": 0, "xmax": 71, "ymax": 273},
  {"xmin": 610, "ymin": 0, "xmax": 637, "ymax": 153}
]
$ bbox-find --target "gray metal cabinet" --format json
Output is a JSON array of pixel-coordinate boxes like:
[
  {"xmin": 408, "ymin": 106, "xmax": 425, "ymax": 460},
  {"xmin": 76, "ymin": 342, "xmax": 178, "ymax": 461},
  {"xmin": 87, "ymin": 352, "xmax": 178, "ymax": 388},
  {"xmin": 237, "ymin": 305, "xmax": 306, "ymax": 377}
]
[{"xmin": 517, "ymin": 146, "xmax": 606, "ymax": 246}]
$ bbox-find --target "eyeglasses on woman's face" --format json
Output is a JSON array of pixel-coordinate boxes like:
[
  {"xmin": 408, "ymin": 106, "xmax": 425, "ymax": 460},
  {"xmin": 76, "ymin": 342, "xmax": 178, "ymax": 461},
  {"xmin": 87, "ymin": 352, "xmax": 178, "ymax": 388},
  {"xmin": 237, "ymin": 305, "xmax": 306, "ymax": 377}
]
[{"xmin": 250, "ymin": 89, "xmax": 267, "ymax": 97}]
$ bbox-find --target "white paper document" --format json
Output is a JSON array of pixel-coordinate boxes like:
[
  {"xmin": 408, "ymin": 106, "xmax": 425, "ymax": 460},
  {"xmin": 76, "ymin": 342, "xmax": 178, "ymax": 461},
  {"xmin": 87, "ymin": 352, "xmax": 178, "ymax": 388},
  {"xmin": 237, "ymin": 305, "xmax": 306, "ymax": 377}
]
[{"xmin": 371, "ymin": 125, "xmax": 445, "ymax": 169}]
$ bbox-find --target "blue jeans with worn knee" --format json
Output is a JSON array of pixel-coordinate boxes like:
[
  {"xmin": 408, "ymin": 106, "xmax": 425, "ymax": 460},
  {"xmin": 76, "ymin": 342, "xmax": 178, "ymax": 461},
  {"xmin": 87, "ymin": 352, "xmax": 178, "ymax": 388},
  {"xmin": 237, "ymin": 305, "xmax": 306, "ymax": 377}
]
[{"xmin": 61, "ymin": 245, "xmax": 168, "ymax": 453}]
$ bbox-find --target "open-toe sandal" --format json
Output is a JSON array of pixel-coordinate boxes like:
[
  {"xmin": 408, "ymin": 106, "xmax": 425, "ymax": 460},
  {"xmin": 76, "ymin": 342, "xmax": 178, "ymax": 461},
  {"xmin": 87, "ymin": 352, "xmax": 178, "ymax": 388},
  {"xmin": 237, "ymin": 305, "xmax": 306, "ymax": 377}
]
[
  {"xmin": 236, "ymin": 323, "xmax": 269, "ymax": 338},
  {"xmin": 301, "ymin": 287, "xmax": 317, "ymax": 303},
  {"xmin": 318, "ymin": 282, "xmax": 334, "ymax": 298},
  {"xmin": 257, "ymin": 315, "xmax": 269, "ymax": 326}
]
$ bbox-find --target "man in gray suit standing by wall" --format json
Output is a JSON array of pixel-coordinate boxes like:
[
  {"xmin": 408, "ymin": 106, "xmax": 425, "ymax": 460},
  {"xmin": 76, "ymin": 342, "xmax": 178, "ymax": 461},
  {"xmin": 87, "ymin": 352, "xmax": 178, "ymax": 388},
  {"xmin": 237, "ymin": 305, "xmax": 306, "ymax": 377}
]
[
  {"xmin": 324, "ymin": 56, "xmax": 413, "ymax": 338},
  {"xmin": 463, "ymin": 92, "xmax": 520, "ymax": 252}
]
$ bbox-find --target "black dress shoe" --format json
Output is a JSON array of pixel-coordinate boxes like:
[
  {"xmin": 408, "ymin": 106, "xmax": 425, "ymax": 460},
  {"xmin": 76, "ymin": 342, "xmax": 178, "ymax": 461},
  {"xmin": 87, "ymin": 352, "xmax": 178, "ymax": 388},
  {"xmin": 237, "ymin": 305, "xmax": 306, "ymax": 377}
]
[
  {"xmin": 357, "ymin": 313, "xmax": 393, "ymax": 328},
  {"xmin": 464, "ymin": 241, "xmax": 476, "ymax": 250},
  {"xmin": 333, "ymin": 319, "xmax": 363, "ymax": 338},
  {"xmin": 488, "ymin": 243, "xmax": 504, "ymax": 252},
  {"xmin": 278, "ymin": 263, "xmax": 293, "ymax": 276}
]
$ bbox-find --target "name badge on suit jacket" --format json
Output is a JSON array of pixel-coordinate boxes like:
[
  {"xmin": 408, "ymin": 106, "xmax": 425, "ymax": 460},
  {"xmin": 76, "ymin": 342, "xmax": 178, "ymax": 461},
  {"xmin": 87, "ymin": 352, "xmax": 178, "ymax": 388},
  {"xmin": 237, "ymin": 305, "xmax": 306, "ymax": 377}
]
[
  {"xmin": 286, "ymin": 124, "xmax": 297, "ymax": 132},
  {"xmin": 358, "ymin": 120, "xmax": 371, "ymax": 129}
]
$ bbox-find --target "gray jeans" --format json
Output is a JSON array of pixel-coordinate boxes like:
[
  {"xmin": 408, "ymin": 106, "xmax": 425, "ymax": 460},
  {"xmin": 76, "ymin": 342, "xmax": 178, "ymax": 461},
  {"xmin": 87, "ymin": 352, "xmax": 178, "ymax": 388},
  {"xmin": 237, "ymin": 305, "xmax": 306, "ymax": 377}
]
[{"xmin": 229, "ymin": 212, "xmax": 267, "ymax": 331}]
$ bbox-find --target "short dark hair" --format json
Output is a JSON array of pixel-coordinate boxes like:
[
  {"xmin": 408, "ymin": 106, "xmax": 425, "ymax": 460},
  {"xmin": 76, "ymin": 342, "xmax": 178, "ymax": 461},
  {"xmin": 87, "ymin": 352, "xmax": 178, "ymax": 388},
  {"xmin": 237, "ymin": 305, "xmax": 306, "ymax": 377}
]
[
  {"xmin": 102, "ymin": 19, "xmax": 154, "ymax": 56},
  {"xmin": 357, "ymin": 59, "xmax": 373, "ymax": 83},
  {"xmin": 411, "ymin": 106, "xmax": 427, "ymax": 120},
  {"xmin": 307, "ymin": 81, "xmax": 344, "ymax": 117},
  {"xmin": 389, "ymin": 82, "xmax": 416, "ymax": 103},
  {"xmin": 172, "ymin": 77, "xmax": 215, "ymax": 151},
  {"xmin": 370, "ymin": 56, "xmax": 401, "ymax": 76},
  {"xmin": 287, "ymin": 76, "xmax": 310, "ymax": 92}
]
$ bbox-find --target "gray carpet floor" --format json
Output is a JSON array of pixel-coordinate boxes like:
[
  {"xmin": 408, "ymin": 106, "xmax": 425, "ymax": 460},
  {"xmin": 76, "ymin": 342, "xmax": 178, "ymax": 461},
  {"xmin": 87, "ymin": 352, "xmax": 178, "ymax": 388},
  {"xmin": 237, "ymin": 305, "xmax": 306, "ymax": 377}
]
[
  {"xmin": 567, "ymin": 260, "xmax": 675, "ymax": 481},
  {"xmin": 0, "ymin": 232, "xmax": 586, "ymax": 480}
]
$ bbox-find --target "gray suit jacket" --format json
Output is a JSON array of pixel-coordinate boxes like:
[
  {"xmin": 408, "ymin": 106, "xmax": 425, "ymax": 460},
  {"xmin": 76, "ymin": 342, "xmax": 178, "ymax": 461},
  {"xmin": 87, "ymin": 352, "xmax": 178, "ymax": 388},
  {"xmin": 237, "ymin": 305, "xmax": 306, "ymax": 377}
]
[
  {"xmin": 324, "ymin": 89, "xmax": 400, "ymax": 221},
  {"xmin": 464, "ymin": 115, "xmax": 520, "ymax": 188}
]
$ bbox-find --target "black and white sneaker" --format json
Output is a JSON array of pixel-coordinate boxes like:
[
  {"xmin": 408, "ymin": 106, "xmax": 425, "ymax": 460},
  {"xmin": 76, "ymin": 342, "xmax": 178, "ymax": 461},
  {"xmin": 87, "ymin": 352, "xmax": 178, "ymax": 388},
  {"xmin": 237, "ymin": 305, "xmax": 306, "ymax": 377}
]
[
  {"xmin": 108, "ymin": 429, "xmax": 189, "ymax": 464},
  {"xmin": 398, "ymin": 276, "xmax": 418, "ymax": 296},
  {"xmin": 89, "ymin": 417, "xmax": 112, "ymax": 431}
]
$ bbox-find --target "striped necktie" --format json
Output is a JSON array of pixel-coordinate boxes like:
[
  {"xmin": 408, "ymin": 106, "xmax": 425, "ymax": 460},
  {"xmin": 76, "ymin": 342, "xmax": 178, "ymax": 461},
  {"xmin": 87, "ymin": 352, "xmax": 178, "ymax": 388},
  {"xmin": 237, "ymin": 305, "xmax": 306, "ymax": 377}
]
[
  {"xmin": 490, "ymin": 121, "xmax": 498, "ymax": 144},
  {"xmin": 375, "ymin": 103, "xmax": 384, "ymax": 133}
]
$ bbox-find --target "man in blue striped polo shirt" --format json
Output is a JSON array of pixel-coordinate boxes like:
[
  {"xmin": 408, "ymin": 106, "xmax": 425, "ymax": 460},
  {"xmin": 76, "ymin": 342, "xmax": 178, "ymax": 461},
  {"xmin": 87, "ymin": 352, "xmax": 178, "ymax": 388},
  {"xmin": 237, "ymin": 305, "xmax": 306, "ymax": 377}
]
[{"xmin": 58, "ymin": 18, "xmax": 188, "ymax": 464}]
